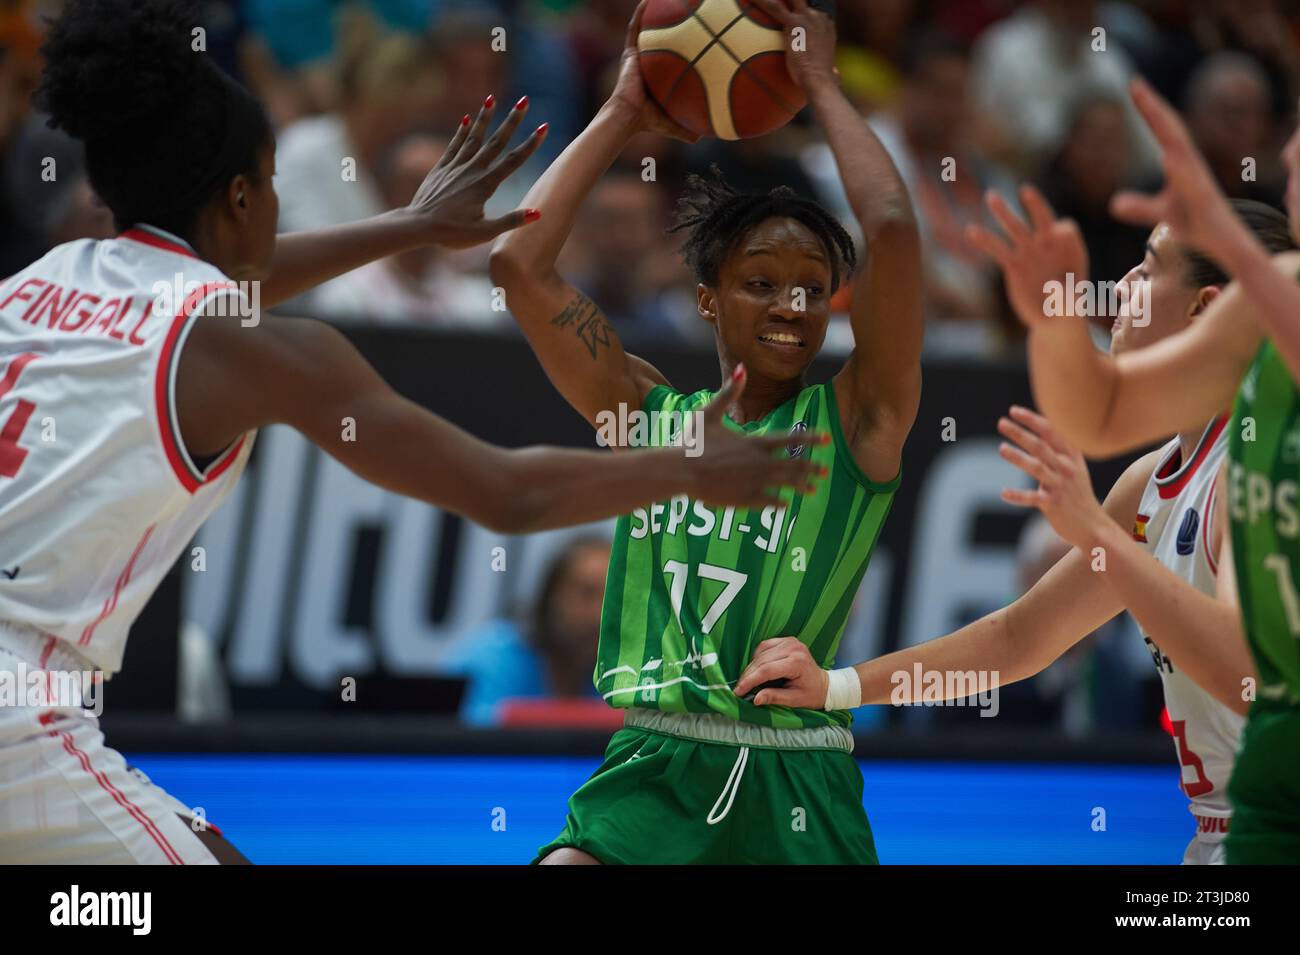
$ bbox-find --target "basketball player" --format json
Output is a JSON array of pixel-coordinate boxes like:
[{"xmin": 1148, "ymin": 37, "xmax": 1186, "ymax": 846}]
[
  {"xmin": 738, "ymin": 201, "xmax": 1294, "ymax": 864},
  {"xmin": 0, "ymin": 0, "xmax": 828, "ymax": 865},
  {"xmin": 967, "ymin": 79, "xmax": 1300, "ymax": 863},
  {"xmin": 492, "ymin": 0, "xmax": 923, "ymax": 863}
]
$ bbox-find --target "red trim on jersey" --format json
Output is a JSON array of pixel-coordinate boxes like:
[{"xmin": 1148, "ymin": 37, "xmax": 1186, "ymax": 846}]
[
  {"xmin": 51, "ymin": 728, "xmax": 184, "ymax": 864},
  {"xmin": 153, "ymin": 282, "xmax": 244, "ymax": 494},
  {"xmin": 1156, "ymin": 416, "xmax": 1228, "ymax": 499},
  {"xmin": 79, "ymin": 523, "xmax": 155, "ymax": 647},
  {"xmin": 119, "ymin": 227, "xmax": 198, "ymax": 261},
  {"xmin": 0, "ymin": 351, "xmax": 39, "ymax": 398},
  {"xmin": 38, "ymin": 635, "xmax": 56, "ymax": 704},
  {"xmin": 1203, "ymin": 478, "xmax": 1219, "ymax": 576}
]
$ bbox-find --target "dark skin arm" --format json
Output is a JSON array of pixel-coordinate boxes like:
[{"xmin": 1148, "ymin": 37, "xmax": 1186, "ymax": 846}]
[
  {"xmin": 489, "ymin": 0, "xmax": 699, "ymax": 430},
  {"xmin": 175, "ymin": 311, "xmax": 828, "ymax": 533},
  {"xmin": 754, "ymin": 0, "xmax": 923, "ymax": 484},
  {"xmin": 258, "ymin": 96, "xmax": 548, "ymax": 309}
]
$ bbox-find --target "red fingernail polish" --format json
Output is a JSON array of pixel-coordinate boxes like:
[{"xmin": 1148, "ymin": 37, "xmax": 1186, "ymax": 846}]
[
  {"xmin": 524, "ymin": 208, "xmax": 542, "ymax": 223},
  {"xmin": 484, "ymin": 94, "xmax": 495, "ymax": 108},
  {"xmin": 461, "ymin": 114, "xmax": 470, "ymax": 127},
  {"xmin": 515, "ymin": 95, "xmax": 528, "ymax": 110},
  {"xmin": 535, "ymin": 122, "xmax": 549, "ymax": 136},
  {"xmin": 731, "ymin": 363, "xmax": 745, "ymax": 382}
]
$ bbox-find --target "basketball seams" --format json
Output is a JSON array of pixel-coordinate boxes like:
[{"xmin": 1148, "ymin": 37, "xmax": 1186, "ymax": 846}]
[
  {"xmin": 657, "ymin": 11, "xmax": 749, "ymax": 135},
  {"xmin": 726, "ymin": 52, "xmax": 804, "ymax": 136},
  {"xmin": 642, "ymin": 0, "xmax": 803, "ymax": 140},
  {"xmin": 689, "ymin": 2, "xmax": 797, "ymax": 108}
]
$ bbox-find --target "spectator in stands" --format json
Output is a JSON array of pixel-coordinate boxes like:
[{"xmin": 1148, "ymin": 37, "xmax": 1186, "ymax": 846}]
[
  {"xmin": 275, "ymin": 19, "xmax": 440, "ymax": 235},
  {"xmin": 443, "ymin": 537, "xmax": 610, "ymax": 727},
  {"xmin": 309, "ymin": 132, "xmax": 503, "ymax": 327},
  {"xmin": 970, "ymin": 0, "xmax": 1156, "ymax": 176},
  {"xmin": 0, "ymin": 3, "xmax": 48, "ymax": 273},
  {"xmin": 804, "ymin": 30, "xmax": 1016, "ymax": 358},
  {"xmin": 273, "ymin": 18, "xmax": 442, "ymax": 313},
  {"xmin": 1193, "ymin": 0, "xmax": 1300, "ymax": 124},
  {"xmin": 560, "ymin": 171, "xmax": 690, "ymax": 342},
  {"xmin": 830, "ymin": 0, "xmax": 918, "ymax": 112},
  {"xmin": 1040, "ymin": 90, "xmax": 1149, "ymax": 288},
  {"xmin": 242, "ymin": 0, "xmax": 450, "ymax": 117},
  {"xmin": 2, "ymin": 116, "xmax": 114, "ymax": 266},
  {"xmin": 1184, "ymin": 51, "xmax": 1286, "ymax": 208}
]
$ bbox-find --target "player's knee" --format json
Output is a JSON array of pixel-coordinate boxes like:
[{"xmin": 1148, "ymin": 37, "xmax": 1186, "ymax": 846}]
[{"xmin": 538, "ymin": 846, "xmax": 602, "ymax": 865}]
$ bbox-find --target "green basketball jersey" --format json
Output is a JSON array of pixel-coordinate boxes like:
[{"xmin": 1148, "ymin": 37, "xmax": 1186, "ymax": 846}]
[
  {"xmin": 595, "ymin": 380, "xmax": 899, "ymax": 730},
  {"xmin": 1227, "ymin": 340, "xmax": 1300, "ymax": 706}
]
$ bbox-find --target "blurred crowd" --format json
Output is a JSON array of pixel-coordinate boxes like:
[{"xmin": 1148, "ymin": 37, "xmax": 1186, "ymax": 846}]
[
  {"xmin": 3, "ymin": 0, "xmax": 1300, "ymax": 357},
  {"xmin": 3, "ymin": 0, "xmax": 1297, "ymax": 732}
]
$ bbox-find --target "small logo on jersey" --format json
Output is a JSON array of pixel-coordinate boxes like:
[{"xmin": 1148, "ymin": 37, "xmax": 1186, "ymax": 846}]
[
  {"xmin": 1132, "ymin": 513, "xmax": 1149, "ymax": 543},
  {"xmin": 1176, "ymin": 508, "xmax": 1200, "ymax": 556},
  {"xmin": 787, "ymin": 421, "xmax": 808, "ymax": 458},
  {"xmin": 0, "ymin": 565, "xmax": 17, "ymax": 580}
]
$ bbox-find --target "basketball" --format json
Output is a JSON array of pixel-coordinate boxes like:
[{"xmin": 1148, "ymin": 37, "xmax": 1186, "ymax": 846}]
[{"xmin": 637, "ymin": 0, "xmax": 831, "ymax": 140}]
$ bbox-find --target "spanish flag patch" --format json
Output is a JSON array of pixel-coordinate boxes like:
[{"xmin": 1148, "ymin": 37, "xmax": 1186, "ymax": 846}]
[{"xmin": 1133, "ymin": 513, "xmax": 1149, "ymax": 542}]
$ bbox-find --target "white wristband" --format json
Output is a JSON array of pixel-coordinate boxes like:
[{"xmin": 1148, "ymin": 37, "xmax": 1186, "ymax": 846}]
[{"xmin": 823, "ymin": 667, "xmax": 862, "ymax": 711}]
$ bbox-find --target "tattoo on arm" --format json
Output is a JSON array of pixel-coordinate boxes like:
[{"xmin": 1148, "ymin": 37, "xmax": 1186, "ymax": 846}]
[{"xmin": 550, "ymin": 291, "xmax": 616, "ymax": 360}]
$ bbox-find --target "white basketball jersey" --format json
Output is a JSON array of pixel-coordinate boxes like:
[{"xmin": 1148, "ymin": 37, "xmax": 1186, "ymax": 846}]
[
  {"xmin": 0, "ymin": 224, "xmax": 255, "ymax": 676},
  {"xmin": 1131, "ymin": 415, "xmax": 1243, "ymax": 819}
]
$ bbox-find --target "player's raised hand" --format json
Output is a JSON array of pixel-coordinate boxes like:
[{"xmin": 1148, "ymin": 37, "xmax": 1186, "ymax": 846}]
[
  {"xmin": 734, "ymin": 636, "xmax": 827, "ymax": 708},
  {"xmin": 997, "ymin": 405, "xmax": 1110, "ymax": 550},
  {"xmin": 967, "ymin": 185, "xmax": 1089, "ymax": 330},
  {"xmin": 404, "ymin": 94, "xmax": 549, "ymax": 249},
  {"xmin": 1110, "ymin": 77, "xmax": 1244, "ymax": 259},
  {"xmin": 750, "ymin": 0, "xmax": 838, "ymax": 92},
  {"xmin": 687, "ymin": 364, "xmax": 830, "ymax": 509},
  {"xmin": 609, "ymin": 0, "xmax": 701, "ymax": 143}
]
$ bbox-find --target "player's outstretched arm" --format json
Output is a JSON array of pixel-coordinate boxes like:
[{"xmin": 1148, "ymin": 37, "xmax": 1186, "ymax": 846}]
[
  {"xmin": 177, "ymin": 313, "xmax": 827, "ymax": 532},
  {"xmin": 257, "ymin": 95, "xmax": 548, "ymax": 309},
  {"xmin": 756, "ymin": 0, "xmax": 923, "ymax": 485},
  {"xmin": 489, "ymin": 1, "xmax": 696, "ymax": 429},
  {"xmin": 968, "ymin": 186, "xmax": 1261, "ymax": 457},
  {"xmin": 733, "ymin": 461, "xmax": 1144, "ymax": 708},
  {"xmin": 1113, "ymin": 78, "xmax": 1300, "ymax": 388},
  {"xmin": 998, "ymin": 408, "xmax": 1255, "ymax": 713}
]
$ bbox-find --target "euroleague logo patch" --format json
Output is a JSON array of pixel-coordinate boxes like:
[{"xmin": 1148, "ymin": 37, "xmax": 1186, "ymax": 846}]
[{"xmin": 788, "ymin": 421, "xmax": 808, "ymax": 458}]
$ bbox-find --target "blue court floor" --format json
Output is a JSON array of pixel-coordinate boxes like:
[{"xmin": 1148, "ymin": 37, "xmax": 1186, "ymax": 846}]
[{"xmin": 125, "ymin": 753, "xmax": 1192, "ymax": 864}]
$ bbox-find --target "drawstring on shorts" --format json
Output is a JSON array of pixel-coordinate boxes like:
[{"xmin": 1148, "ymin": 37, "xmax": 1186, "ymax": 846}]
[{"xmin": 705, "ymin": 745, "xmax": 749, "ymax": 825}]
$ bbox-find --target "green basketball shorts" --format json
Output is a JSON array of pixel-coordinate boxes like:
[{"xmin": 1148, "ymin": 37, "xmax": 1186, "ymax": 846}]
[
  {"xmin": 533, "ymin": 708, "xmax": 878, "ymax": 865},
  {"xmin": 1226, "ymin": 702, "xmax": 1300, "ymax": 864}
]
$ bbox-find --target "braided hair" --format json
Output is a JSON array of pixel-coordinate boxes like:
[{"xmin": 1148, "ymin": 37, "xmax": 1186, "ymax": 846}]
[{"xmin": 668, "ymin": 165, "xmax": 857, "ymax": 292}]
